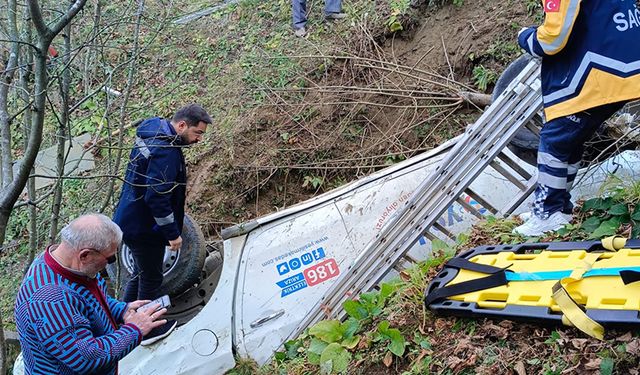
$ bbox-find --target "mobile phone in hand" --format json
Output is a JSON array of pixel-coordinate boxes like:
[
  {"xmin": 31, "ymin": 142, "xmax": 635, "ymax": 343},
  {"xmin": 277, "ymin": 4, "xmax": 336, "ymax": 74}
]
[{"xmin": 137, "ymin": 295, "xmax": 171, "ymax": 313}]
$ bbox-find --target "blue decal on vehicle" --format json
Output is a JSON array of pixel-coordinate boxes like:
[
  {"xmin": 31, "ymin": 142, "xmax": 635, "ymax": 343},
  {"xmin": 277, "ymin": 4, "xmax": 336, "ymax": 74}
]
[
  {"xmin": 301, "ymin": 252, "xmax": 314, "ymax": 265},
  {"xmin": 276, "ymin": 262, "xmax": 290, "ymax": 276},
  {"xmin": 276, "ymin": 272, "xmax": 308, "ymax": 297},
  {"xmin": 312, "ymin": 247, "xmax": 325, "ymax": 261},
  {"xmin": 289, "ymin": 257, "xmax": 302, "ymax": 271},
  {"xmin": 275, "ymin": 248, "xmax": 326, "ymax": 276}
]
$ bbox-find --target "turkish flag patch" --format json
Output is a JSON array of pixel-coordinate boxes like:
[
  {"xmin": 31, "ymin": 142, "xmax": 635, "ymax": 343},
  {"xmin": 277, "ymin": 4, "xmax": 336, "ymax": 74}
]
[{"xmin": 545, "ymin": 0, "xmax": 560, "ymax": 12}]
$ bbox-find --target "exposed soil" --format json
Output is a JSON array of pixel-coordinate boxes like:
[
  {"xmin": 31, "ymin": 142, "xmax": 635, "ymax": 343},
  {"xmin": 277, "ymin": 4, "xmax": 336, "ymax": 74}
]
[{"xmin": 185, "ymin": 0, "xmax": 534, "ymax": 238}]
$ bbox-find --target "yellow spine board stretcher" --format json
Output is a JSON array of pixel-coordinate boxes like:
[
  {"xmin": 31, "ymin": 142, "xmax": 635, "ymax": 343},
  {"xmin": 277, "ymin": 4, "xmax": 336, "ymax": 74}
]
[{"xmin": 425, "ymin": 237, "xmax": 640, "ymax": 339}]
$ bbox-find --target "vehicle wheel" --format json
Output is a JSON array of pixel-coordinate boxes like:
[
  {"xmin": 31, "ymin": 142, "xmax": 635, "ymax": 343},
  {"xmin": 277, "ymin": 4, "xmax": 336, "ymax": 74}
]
[
  {"xmin": 106, "ymin": 214, "xmax": 207, "ymax": 298},
  {"xmin": 492, "ymin": 54, "xmax": 542, "ymax": 154}
]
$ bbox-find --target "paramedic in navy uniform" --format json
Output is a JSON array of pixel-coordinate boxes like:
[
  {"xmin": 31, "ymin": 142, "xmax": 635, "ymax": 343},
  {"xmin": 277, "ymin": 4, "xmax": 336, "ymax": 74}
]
[{"xmin": 513, "ymin": 0, "xmax": 640, "ymax": 236}]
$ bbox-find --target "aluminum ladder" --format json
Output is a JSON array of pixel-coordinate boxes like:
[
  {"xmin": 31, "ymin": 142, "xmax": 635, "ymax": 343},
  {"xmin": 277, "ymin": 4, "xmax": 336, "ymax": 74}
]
[{"xmin": 289, "ymin": 59, "xmax": 544, "ymax": 336}]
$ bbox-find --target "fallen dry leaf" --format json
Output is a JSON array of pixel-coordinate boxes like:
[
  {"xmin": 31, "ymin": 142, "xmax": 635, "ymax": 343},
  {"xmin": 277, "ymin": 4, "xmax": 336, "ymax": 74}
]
[
  {"xmin": 514, "ymin": 361, "xmax": 526, "ymax": 375},
  {"xmin": 626, "ymin": 339, "xmax": 640, "ymax": 356},
  {"xmin": 618, "ymin": 332, "xmax": 633, "ymax": 342},
  {"xmin": 584, "ymin": 358, "xmax": 601, "ymax": 370},
  {"xmin": 570, "ymin": 338, "xmax": 588, "ymax": 350},
  {"xmin": 383, "ymin": 351, "xmax": 393, "ymax": 367}
]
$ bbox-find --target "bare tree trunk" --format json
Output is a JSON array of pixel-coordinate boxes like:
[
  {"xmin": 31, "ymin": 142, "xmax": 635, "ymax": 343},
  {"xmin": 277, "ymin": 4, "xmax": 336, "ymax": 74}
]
[
  {"xmin": 49, "ymin": 19, "xmax": 72, "ymax": 241},
  {"xmin": 0, "ymin": 0, "xmax": 20, "ymax": 189},
  {"xmin": 100, "ymin": 0, "xmax": 145, "ymax": 213},
  {"xmin": 83, "ymin": 1, "xmax": 101, "ymax": 96},
  {"xmin": 20, "ymin": 4, "xmax": 37, "ymax": 274},
  {"xmin": 0, "ymin": 0, "xmax": 20, "ymax": 370}
]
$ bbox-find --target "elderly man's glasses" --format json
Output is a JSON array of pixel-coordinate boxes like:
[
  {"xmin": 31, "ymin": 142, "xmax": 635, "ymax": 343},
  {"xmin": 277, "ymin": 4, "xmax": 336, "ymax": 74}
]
[{"xmin": 87, "ymin": 248, "xmax": 117, "ymax": 264}]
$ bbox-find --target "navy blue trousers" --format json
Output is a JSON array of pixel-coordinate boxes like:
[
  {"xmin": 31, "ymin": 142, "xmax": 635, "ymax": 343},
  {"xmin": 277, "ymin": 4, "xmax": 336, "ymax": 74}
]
[
  {"xmin": 533, "ymin": 102, "xmax": 626, "ymax": 219},
  {"xmin": 123, "ymin": 241, "xmax": 166, "ymax": 302}
]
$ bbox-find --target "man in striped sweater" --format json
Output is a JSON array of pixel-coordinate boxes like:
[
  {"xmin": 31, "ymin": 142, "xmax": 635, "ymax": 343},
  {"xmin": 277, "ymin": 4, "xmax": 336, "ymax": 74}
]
[{"xmin": 15, "ymin": 214, "xmax": 167, "ymax": 374}]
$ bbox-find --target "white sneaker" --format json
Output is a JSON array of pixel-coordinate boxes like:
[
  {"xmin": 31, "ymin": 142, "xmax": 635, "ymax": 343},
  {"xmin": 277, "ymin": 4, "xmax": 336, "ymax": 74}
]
[
  {"xmin": 512, "ymin": 211, "xmax": 570, "ymax": 236},
  {"xmin": 518, "ymin": 211, "xmax": 572, "ymax": 222}
]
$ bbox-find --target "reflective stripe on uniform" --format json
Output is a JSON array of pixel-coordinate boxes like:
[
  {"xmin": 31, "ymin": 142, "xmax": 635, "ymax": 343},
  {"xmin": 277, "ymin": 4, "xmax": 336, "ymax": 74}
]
[
  {"xmin": 538, "ymin": 151, "xmax": 567, "ymax": 169},
  {"xmin": 538, "ymin": 171, "xmax": 566, "ymax": 189},
  {"xmin": 544, "ymin": 52, "xmax": 640, "ymax": 103},
  {"xmin": 536, "ymin": 0, "xmax": 581, "ymax": 55},
  {"xmin": 154, "ymin": 213, "xmax": 175, "ymax": 226},
  {"xmin": 135, "ymin": 137, "xmax": 151, "ymax": 158}
]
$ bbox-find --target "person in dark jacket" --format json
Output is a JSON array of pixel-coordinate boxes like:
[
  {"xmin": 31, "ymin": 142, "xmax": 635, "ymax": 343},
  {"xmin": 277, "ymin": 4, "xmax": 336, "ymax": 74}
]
[
  {"xmin": 15, "ymin": 214, "xmax": 167, "ymax": 374},
  {"xmin": 113, "ymin": 104, "xmax": 211, "ymax": 340},
  {"xmin": 513, "ymin": 0, "xmax": 640, "ymax": 236}
]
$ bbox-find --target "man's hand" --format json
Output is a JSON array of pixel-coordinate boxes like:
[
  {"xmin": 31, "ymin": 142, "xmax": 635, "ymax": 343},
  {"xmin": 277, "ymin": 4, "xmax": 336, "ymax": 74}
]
[
  {"xmin": 168, "ymin": 236, "xmax": 182, "ymax": 251},
  {"xmin": 124, "ymin": 300, "xmax": 168, "ymax": 336},
  {"xmin": 123, "ymin": 300, "xmax": 150, "ymax": 322}
]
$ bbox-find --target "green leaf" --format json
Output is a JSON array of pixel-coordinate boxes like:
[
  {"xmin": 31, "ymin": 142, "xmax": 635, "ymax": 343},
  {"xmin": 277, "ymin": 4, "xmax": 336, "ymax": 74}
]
[
  {"xmin": 341, "ymin": 335, "xmax": 360, "ymax": 349},
  {"xmin": 600, "ymin": 357, "xmax": 614, "ymax": 375},
  {"xmin": 359, "ymin": 291, "xmax": 378, "ymax": 306},
  {"xmin": 319, "ymin": 359, "xmax": 333, "ymax": 375},
  {"xmin": 431, "ymin": 238, "xmax": 449, "ymax": 253},
  {"xmin": 386, "ymin": 329, "xmax": 406, "ymax": 356},
  {"xmin": 309, "ymin": 338, "xmax": 330, "ymax": 355},
  {"xmin": 544, "ymin": 330, "xmax": 561, "ymax": 345},
  {"xmin": 377, "ymin": 320, "xmax": 391, "ymax": 334},
  {"xmin": 274, "ymin": 351, "xmax": 286, "ymax": 362},
  {"xmin": 376, "ymin": 321, "xmax": 406, "ymax": 356},
  {"xmin": 419, "ymin": 339, "xmax": 431, "ymax": 350},
  {"xmin": 320, "ymin": 343, "xmax": 351, "ymax": 373},
  {"xmin": 308, "ymin": 351, "xmax": 321, "ymax": 365},
  {"xmin": 389, "ymin": 21, "xmax": 403, "ymax": 32},
  {"xmin": 582, "ymin": 197, "xmax": 613, "ymax": 212},
  {"xmin": 308, "ymin": 338, "xmax": 328, "ymax": 365},
  {"xmin": 632, "ymin": 206, "xmax": 640, "ymax": 221},
  {"xmin": 632, "ymin": 223, "xmax": 640, "ymax": 238},
  {"xmin": 284, "ymin": 339, "xmax": 302, "ymax": 359},
  {"xmin": 608, "ymin": 203, "xmax": 629, "ymax": 216},
  {"xmin": 343, "ymin": 300, "xmax": 368, "ymax": 320},
  {"xmin": 589, "ymin": 217, "xmax": 622, "ymax": 239},
  {"xmin": 309, "ymin": 320, "xmax": 344, "ymax": 343},
  {"xmin": 580, "ymin": 217, "xmax": 602, "ymax": 232},
  {"xmin": 378, "ymin": 282, "xmax": 397, "ymax": 304},
  {"xmin": 341, "ymin": 318, "xmax": 360, "ymax": 339}
]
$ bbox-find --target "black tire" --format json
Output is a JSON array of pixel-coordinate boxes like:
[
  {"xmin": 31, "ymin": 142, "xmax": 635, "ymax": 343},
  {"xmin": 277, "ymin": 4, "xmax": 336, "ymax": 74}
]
[
  {"xmin": 492, "ymin": 54, "xmax": 542, "ymax": 152},
  {"xmin": 107, "ymin": 214, "xmax": 207, "ymax": 298}
]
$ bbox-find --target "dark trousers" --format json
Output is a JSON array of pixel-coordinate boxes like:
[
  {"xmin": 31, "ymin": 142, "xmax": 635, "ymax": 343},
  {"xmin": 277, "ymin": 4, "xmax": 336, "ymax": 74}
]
[
  {"xmin": 123, "ymin": 241, "xmax": 165, "ymax": 302},
  {"xmin": 533, "ymin": 101, "xmax": 626, "ymax": 219}
]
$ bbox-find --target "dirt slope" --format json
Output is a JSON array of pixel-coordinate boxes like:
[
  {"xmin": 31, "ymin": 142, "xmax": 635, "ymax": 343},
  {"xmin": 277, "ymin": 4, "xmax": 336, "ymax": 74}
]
[{"xmin": 184, "ymin": 0, "xmax": 534, "ymax": 238}]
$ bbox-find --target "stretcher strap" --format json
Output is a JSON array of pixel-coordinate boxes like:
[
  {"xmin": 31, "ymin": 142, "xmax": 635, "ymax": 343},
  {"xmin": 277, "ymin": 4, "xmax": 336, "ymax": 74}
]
[
  {"xmin": 425, "ymin": 272, "xmax": 508, "ymax": 306},
  {"xmin": 506, "ymin": 266, "xmax": 640, "ymax": 281},
  {"xmin": 445, "ymin": 257, "xmax": 509, "ymax": 274},
  {"xmin": 620, "ymin": 270, "xmax": 640, "ymax": 285},
  {"xmin": 601, "ymin": 236, "xmax": 627, "ymax": 251},
  {"xmin": 551, "ymin": 253, "xmax": 604, "ymax": 340}
]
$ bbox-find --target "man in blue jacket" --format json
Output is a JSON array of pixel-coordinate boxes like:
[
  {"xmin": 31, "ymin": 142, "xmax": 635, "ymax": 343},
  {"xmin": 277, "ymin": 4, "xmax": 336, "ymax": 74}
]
[
  {"xmin": 513, "ymin": 0, "xmax": 640, "ymax": 236},
  {"xmin": 113, "ymin": 104, "xmax": 211, "ymax": 341}
]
